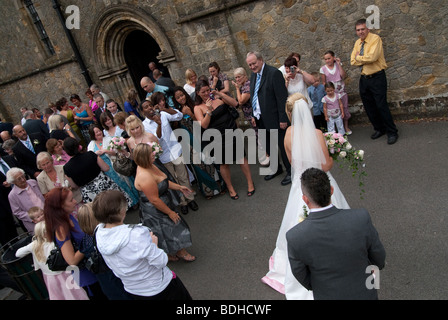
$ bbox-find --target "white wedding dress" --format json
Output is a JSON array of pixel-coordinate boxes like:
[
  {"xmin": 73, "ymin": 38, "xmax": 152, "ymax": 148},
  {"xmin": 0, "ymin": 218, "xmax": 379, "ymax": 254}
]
[{"xmin": 261, "ymin": 99, "xmax": 350, "ymax": 300}]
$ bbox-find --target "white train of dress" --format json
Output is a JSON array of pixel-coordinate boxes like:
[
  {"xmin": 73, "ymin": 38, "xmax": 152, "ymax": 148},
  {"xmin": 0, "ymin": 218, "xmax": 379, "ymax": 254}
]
[{"xmin": 261, "ymin": 98, "xmax": 350, "ymax": 300}]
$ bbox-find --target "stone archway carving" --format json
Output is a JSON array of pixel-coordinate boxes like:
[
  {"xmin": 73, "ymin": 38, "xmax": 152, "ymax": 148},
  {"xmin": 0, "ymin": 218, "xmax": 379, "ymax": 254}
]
[{"xmin": 89, "ymin": 4, "xmax": 176, "ymax": 99}]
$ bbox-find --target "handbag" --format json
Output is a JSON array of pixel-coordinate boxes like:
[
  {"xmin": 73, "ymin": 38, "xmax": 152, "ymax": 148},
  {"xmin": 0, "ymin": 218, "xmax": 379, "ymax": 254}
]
[
  {"xmin": 85, "ymin": 227, "xmax": 109, "ymax": 274},
  {"xmin": 228, "ymin": 106, "xmax": 240, "ymax": 120},
  {"xmin": 113, "ymin": 152, "xmax": 134, "ymax": 176},
  {"xmin": 46, "ymin": 236, "xmax": 80, "ymax": 271},
  {"xmin": 47, "ymin": 243, "xmax": 69, "ymax": 271}
]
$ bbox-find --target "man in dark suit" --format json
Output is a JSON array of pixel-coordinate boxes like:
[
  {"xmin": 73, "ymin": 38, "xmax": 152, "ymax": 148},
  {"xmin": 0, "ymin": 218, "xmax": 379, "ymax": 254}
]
[
  {"xmin": 153, "ymin": 69, "xmax": 176, "ymax": 90},
  {"xmin": 286, "ymin": 168, "xmax": 386, "ymax": 300},
  {"xmin": 11, "ymin": 125, "xmax": 47, "ymax": 179},
  {"xmin": 246, "ymin": 51, "xmax": 291, "ymax": 185},
  {"xmin": 93, "ymin": 93, "xmax": 107, "ymax": 131},
  {"xmin": 22, "ymin": 110, "xmax": 50, "ymax": 140}
]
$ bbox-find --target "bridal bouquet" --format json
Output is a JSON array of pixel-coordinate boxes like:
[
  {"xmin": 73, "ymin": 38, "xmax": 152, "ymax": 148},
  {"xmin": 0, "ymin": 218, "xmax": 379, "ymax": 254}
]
[
  {"xmin": 107, "ymin": 136, "xmax": 127, "ymax": 151},
  {"xmin": 147, "ymin": 141, "xmax": 163, "ymax": 159},
  {"xmin": 324, "ymin": 132, "xmax": 366, "ymax": 197}
]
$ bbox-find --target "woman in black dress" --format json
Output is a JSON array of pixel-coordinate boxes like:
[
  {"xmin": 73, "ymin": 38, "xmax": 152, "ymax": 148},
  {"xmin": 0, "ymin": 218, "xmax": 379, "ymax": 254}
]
[
  {"xmin": 63, "ymin": 137, "xmax": 132, "ymax": 205},
  {"xmin": 193, "ymin": 80, "xmax": 254, "ymax": 200}
]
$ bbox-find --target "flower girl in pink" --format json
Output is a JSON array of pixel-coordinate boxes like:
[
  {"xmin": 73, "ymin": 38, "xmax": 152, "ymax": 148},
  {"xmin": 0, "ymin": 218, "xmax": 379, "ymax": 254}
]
[
  {"xmin": 15, "ymin": 221, "xmax": 89, "ymax": 300},
  {"xmin": 320, "ymin": 51, "xmax": 351, "ymax": 134}
]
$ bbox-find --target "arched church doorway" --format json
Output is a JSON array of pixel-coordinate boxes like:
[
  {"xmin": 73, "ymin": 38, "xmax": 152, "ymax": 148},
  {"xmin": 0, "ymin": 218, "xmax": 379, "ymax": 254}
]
[
  {"xmin": 124, "ymin": 30, "xmax": 162, "ymax": 101},
  {"xmin": 90, "ymin": 4, "xmax": 176, "ymax": 106}
]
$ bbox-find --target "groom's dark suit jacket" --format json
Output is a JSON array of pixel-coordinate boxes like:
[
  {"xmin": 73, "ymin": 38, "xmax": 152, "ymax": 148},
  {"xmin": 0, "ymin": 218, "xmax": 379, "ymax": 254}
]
[
  {"xmin": 286, "ymin": 206, "xmax": 386, "ymax": 300},
  {"xmin": 12, "ymin": 132, "xmax": 47, "ymax": 178},
  {"xmin": 249, "ymin": 63, "xmax": 289, "ymax": 130}
]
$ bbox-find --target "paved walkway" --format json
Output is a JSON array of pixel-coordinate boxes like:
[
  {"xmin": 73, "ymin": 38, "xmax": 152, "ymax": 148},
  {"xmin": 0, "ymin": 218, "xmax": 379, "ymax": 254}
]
[{"xmin": 2, "ymin": 119, "xmax": 447, "ymax": 300}]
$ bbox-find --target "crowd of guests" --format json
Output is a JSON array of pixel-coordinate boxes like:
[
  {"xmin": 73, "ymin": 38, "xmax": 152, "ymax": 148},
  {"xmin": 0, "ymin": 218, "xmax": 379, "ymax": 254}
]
[
  {"xmin": 0, "ymin": 54, "xmax": 351, "ymax": 300},
  {"xmin": 1, "ymin": 19, "xmax": 393, "ymax": 299}
]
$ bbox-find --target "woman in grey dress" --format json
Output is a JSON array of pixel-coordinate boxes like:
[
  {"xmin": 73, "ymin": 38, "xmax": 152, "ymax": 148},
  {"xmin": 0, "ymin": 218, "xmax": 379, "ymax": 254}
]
[{"xmin": 133, "ymin": 143, "xmax": 196, "ymax": 262}]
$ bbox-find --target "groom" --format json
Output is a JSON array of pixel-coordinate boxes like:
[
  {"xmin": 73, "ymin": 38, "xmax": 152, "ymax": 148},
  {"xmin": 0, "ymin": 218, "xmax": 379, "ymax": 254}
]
[
  {"xmin": 246, "ymin": 51, "xmax": 291, "ymax": 185},
  {"xmin": 286, "ymin": 168, "xmax": 386, "ymax": 300}
]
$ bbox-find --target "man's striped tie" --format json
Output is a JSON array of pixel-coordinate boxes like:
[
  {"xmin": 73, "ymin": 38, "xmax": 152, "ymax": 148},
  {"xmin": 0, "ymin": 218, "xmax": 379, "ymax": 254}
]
[
  {"xmin": 359, "ymin": 41, "xmax": 365, "ymax": 72},
  {"xmin": 252, "ymin": 73, "xmax": 261, "ymax": 111}
]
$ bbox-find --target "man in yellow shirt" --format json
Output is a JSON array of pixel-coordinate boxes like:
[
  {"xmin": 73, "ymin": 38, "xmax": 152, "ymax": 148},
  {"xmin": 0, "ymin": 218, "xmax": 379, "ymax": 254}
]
[{"xmin": 351, "ymin": 19, "xmax": 398, "ymax": 145}]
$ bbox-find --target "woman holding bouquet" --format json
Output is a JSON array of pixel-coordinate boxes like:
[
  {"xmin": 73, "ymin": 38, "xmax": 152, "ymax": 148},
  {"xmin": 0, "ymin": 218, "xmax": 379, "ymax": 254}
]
[
  {"xmin": 63, "ymin": 137, "xmax": 133, "ymax": 206},
  {"xmin": 87, "ymin": 125, "xmax": 139, "ymax": 209},
  {"xmin": 125, "ymin": 115, "xmax": 159, "ymax": 152},
  {"xmin": 262, "ymin": 93, "xmax": 349, "ymax": 300}
]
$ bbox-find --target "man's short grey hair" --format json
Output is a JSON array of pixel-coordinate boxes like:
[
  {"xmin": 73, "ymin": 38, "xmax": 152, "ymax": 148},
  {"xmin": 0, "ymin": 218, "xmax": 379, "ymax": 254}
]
[
  {"xmin": 24, "ymin": 110, "xmax": 34, "ymax": 119},
  {"xmin": 6, "ymin": 167, "xmax": 25, "ymax": 184},
  {"xmin": 247, "ymin": 51, "xmax": 263, "ymax": 60},
  {"xmin": 90, "ymin": 84, "xmax": 100, "ymax": 90},
  {"xmin": 2, "ymin": 139, "xmax": 16, "ymax": 150}
]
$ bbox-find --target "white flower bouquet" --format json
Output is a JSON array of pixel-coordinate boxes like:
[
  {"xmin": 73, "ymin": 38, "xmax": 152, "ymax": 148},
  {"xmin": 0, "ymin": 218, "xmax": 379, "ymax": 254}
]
[{"xmin": 324, "ymin": 132, "xmax": 366, "ymax": 197}]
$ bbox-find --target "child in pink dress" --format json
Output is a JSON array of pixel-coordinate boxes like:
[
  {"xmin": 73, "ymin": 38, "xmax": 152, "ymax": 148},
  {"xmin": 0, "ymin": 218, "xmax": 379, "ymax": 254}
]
[
  {"xmin": 320, "ymin": 50, "xmax": 351, "ymax": 134},
  {"xmin": 322, "ymin": 82, "xmax": 345, "ymax": 135},
  {"xmin": 15, "ymin": 221, "xmax": 89, "ymax": 300}
]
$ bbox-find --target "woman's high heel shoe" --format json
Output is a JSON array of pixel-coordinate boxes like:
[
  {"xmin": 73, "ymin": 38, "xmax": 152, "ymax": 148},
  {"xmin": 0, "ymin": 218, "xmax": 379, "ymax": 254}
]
[{"xmin": 247, "ymin": 185, "xmax": 255, "ymax": 197}]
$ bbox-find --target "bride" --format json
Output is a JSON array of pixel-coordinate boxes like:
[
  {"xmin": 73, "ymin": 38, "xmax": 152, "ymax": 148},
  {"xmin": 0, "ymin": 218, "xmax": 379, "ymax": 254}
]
[{"xmin": 261, "ymin": 93, "xmax": 350, "ymax": 299}]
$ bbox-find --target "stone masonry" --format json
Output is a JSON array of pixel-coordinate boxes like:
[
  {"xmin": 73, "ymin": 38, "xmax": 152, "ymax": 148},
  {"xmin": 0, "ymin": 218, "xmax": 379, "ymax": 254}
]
[{"xmin": 1, "ymin": 0, "xmax": 447, "ymax": 124}]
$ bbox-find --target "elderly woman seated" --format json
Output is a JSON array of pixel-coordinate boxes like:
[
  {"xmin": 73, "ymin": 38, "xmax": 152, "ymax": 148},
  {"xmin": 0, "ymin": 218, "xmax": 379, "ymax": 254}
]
[{"xmin": 7, "ymin": 167, "xmax": 45, "ymax": 234}]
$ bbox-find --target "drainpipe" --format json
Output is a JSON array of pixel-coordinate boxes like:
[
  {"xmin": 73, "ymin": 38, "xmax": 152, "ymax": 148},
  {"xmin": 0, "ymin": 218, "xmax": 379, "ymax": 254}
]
[{"xmin": 51, "ymin": 0, "xmax": 93, "ymax": 86}]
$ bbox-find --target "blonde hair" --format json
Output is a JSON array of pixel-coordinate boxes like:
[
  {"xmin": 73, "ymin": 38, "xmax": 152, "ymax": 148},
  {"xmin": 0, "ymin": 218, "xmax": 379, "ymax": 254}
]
[
  {"xmin": 28, "ymin": 206, "xmax": 43, "ymax": 221},
  {"xmin": 233, "ymin": 67, "xmax": 247, "ymax": 77},
  {"xmin": 32, "ymin": 221, "xmax": 48, "ymax": 262},
  {"xmin": 285, "ymin": 93, "xmax": 309, "ymax": 122},
  {"xmin": 47, "ymin": 114, "xmax": 63, "ymax": 132},
  {"xmin": 77, "ymin": 203, "xmax": 98, "ymax": 236},
  {"xmin": 185, "ymin": 69, "xmax": 197, "ymax": 85},
  {"xmin": 125, "ymin": 115, "xmax": 144, "ymax": 137}
]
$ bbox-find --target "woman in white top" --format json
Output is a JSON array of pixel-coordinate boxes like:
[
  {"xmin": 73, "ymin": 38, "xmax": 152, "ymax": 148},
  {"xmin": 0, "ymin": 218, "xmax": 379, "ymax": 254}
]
[
  {"xmin": 283, "ymin": 57, "xmax": 315, "ymax": 109},
  {"xmin": 100, "ymin": 111, "xmax": 124, "ymax": 138},
  {"xmin": 93, "ymin": 189, "xmax": 192, "ymax": 300},
  {"xmin": 15, "ymin": 221, "xmax": 89, "ymax": 300},
  {"xmin": 183, "ymin": 68, "xmax": 197, "ymax": 96}
]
